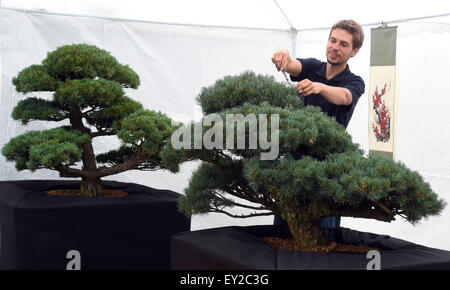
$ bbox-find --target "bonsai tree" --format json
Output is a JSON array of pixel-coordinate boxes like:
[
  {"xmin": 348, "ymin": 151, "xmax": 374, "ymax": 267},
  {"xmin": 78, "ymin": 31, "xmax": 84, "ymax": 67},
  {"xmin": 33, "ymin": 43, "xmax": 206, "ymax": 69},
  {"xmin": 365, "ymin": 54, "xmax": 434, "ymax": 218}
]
[
  {"xmin": 2, "ymin": 44, "xmax": 178, "ymax": 197},
  {"xmin": 161, "ymin": 71, "xmax": 446, "ymax": 249}
]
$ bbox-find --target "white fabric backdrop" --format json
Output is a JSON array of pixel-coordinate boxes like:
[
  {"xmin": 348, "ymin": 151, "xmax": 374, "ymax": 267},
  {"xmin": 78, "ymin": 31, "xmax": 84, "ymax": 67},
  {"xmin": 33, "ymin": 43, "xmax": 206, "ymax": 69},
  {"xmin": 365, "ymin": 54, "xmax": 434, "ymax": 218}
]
[{"xmin": 1, "ymin": 8, "xmax": 449, "ymax": 250}]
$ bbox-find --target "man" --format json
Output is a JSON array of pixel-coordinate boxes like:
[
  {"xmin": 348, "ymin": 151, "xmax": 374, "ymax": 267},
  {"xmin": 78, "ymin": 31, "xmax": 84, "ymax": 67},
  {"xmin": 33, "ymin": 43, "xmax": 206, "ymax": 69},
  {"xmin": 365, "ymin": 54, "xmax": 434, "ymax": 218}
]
[{"xmin": 271, "ymin": 19, "xmax": 365, "ymax": 228}]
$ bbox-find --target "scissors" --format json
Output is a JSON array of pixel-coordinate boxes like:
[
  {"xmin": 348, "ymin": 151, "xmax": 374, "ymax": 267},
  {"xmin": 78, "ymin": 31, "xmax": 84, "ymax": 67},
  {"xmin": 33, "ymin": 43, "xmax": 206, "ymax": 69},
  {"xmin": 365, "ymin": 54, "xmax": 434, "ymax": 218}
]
[
  {"xmin": 281, "ymin": 70, "xmax": 303, "ymax": 97},
  {"xmin": 281, "ymin": 70, "xmax": 292, "ymax": 86}
]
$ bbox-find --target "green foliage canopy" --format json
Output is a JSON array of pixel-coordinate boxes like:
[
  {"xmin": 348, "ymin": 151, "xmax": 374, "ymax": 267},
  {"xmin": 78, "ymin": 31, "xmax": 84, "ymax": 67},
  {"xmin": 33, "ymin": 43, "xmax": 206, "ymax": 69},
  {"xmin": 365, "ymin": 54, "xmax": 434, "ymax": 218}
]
[
  {"xmin": 3, "ymin": 43, "xmax": 177, "ymax": 196},
  {"xmin": 161, "ymin": 71, "xmax": 445, "ymax": 232}
]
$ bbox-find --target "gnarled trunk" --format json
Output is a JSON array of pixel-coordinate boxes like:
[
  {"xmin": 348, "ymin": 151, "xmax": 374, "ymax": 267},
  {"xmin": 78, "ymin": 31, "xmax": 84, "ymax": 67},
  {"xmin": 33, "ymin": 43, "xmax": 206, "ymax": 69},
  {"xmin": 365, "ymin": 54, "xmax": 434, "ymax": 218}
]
[
  {"xmin": 81, "ymin": 176, "xmax": 102, "ymax": 197},
  {"xmin": 69, "ymin": 103, "xmax": 102, "ymax": 197},
  {"xmin": 280, "ymin": 199, "xmax": 331, "ymax": 248},
  {"xmin": 285, "ymin": 215, "xmax": 328, "ymax": 249},
  {"xmin": 79, "ymin": 142, "xmax": 101, "ymax": 196}
]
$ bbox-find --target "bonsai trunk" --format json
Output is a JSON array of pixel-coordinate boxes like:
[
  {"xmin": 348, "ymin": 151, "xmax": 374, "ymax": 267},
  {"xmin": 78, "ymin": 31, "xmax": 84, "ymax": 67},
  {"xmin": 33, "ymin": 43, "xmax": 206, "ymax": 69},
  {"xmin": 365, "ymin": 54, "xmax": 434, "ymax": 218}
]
[
  {"xmin": 79, "ymin": 140, "xmax": 102, "ymax": 196},
  {"xmin": 81, "ymin": 176, "xmax": 102, "ymax": 197},
  {"xmin": 285, "ymin": 215, "xmax": 328, "ymax": 249},
  {"xmin": 69, "ymin": 103, "xmax": 103, "ymax": 197},
  {"xmin": 280, "ymin": 199, "xmax": 331, "ymax": 249}
]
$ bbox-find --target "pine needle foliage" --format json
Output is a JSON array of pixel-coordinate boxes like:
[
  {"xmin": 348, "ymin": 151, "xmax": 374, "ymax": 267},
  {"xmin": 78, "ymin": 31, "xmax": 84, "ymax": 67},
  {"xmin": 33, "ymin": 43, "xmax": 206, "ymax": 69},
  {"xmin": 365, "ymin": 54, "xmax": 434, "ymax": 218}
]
[
  {"xmin": 2, "ymin": 44, "xmax": 178, "ymax": 196},
  {"xmin": 161, "ymin": 71, "xmax": 446, "ymax": 248}
]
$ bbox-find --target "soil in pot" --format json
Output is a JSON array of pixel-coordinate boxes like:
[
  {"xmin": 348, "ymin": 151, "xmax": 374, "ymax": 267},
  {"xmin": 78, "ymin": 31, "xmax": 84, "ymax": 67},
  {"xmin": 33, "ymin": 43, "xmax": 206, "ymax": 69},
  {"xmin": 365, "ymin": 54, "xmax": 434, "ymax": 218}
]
[
  {"xmin": 46, "ymin": 189, "xmax": 128, "ymax": 198},
  {"xmin": 261, "ymin": 237, "xmax": 381, "ymax": 253}
]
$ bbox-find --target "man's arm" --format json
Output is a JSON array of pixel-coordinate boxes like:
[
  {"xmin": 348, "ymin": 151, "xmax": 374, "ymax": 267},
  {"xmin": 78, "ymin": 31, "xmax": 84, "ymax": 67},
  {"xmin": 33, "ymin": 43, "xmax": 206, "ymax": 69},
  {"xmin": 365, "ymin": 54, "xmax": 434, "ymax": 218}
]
[
  {"xmin": 296, "ymin": 79, "xmax": 353, "ymax": 106},
  {"xmin": 271, "ymin": 50, "xmax": 302, "ymax": 77},
  {"xmin": 319, "ymin": 84, "xmax": 353, "ymax": 106}
]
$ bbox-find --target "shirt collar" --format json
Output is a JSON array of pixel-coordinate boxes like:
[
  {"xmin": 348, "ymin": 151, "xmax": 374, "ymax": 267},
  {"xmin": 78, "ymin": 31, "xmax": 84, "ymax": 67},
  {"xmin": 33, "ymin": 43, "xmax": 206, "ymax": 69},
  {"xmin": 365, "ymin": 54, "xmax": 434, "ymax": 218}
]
[{"xmin": 316, "ymin": 62, "xmax": 350, "ymax": 82}]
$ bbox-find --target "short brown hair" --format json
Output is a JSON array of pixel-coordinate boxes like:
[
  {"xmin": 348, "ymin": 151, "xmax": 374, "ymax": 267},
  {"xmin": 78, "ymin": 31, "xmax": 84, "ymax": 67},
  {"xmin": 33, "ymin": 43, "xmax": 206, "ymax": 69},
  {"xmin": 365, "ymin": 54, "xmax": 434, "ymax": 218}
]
[{"xmin": 330, "ymin": 20, "xmax": 364, "ymax": 50}]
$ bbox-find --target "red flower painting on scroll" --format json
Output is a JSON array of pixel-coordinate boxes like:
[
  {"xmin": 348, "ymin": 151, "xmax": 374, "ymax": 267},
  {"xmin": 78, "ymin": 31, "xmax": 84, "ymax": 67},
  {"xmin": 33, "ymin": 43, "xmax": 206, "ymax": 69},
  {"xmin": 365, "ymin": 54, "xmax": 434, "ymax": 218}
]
[{"xmin": 372, "ymin": 84, "xmax": 391, "ymax": 142}]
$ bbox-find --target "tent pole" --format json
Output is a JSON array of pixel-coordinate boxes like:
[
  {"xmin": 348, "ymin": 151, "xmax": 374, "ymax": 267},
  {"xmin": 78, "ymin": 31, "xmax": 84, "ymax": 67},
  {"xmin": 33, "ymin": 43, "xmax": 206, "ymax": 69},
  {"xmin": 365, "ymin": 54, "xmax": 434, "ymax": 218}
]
[
  {"xmin": 272, "ymin": 0, "xmax": 295, "ymax": 30},
  {"xmin": 272, "ymin": 0, "xmax": 298, "ymax": 58},
  {"xmin": 292, "ymin": 29, "xmax": 297, "ymax": 59},
  {"xmin": 0, "ymin": 6, "xmax": 290, "ymax": 33},
  {"xmin": 298, "ymin": 12, "xmax": 450, "ymax": 32}
]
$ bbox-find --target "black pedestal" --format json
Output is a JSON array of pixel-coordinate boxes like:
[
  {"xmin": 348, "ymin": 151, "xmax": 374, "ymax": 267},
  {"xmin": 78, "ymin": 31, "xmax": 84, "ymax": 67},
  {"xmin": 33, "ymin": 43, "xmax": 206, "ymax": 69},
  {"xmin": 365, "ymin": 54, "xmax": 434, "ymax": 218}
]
[
  {"xmin": 171, "ymin": 225, "xmax": 450, "ymax": 270},
  {"xmin": 0, "ymin": 179, "xmax": 190, "ymax": 270}
]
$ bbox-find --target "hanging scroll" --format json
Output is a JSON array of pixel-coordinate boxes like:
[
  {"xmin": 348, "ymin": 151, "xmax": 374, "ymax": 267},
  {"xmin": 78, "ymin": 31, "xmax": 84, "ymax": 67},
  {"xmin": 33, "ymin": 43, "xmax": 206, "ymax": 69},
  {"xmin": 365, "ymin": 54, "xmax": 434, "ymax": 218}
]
[{"xmin": 369, "ymin": 26, "xmax": 398, "ymax": 159}]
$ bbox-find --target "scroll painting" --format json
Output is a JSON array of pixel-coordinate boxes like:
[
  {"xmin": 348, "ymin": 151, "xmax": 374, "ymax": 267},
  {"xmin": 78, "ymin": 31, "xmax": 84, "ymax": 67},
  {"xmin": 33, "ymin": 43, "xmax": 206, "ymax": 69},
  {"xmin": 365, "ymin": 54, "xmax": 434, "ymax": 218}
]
[{"xmin": 369, "ymin": 26, "xmax": 398, "ymax": 159}]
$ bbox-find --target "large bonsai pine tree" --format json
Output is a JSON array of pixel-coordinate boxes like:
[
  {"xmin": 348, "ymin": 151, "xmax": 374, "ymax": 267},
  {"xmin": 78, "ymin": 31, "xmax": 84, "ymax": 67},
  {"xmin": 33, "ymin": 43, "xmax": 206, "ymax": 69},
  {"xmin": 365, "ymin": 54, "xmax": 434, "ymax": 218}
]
[
  {"xmin": 2, "ymin": 44, "xmax": 177, "ymax": 197},
  {"xmin": 161, "ymin": 71, "xmax": 446, "ymax": 248}
]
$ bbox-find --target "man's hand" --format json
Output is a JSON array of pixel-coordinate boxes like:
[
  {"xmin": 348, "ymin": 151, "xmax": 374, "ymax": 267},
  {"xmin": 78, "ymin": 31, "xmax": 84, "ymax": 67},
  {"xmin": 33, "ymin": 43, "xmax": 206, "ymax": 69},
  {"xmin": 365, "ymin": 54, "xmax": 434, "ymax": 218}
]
[
  {"xmin": 271, "ymin": 49, "xmax": 292, "ymax": 72},
  {"xmin": 296, "ymin": 79, "xmax": 353, "ymax": 105},
  {"xmin": 271, "ymin": 50, "xmax": 302, "ymax": 77},
  {"xmin": 296, "ymin": 79, "xmax": 324, "ymax": 97}
]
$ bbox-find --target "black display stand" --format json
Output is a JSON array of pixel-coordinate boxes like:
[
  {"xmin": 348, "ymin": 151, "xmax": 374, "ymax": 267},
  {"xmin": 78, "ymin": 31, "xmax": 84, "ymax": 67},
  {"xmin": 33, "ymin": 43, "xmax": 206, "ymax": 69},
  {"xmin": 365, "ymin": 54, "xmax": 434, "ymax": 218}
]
[
  {"xmin": 171, "ymin": 225, "xmax": 450, "ymax": 270},
  {"xmin": 0, "ymin": 180, "xmax": 190, "ymax": 270}
]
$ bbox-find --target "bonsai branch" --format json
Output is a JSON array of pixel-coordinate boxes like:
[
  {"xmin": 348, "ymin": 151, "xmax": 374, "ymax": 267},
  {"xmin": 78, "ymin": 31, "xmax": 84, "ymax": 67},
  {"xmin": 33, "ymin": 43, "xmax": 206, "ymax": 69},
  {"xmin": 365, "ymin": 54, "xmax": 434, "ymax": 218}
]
[
  {"xmin": 373, "ymin": 200, "xmax": 394, "ymax": 217},
  {"xmin": 339, "ymin": 207, "xmax": 395, "ymax": 222},
  {"xmin": 82, "ymin": 107, "xmax": 100, "ymax": 115},
  {"xmin": 223, "ymin": 181, "xmax": 274, "ymax": 210},
  {"xmin": 211, "ymin": 209, "xmax": 274, "ymax": 218},
  {"xmin": 211, "ymin": 159, "xmax": 275, "ymax": 209},
  {"xmin": 48, "ymin": 114, "xmax": 68, "ymax": 122},
  {"xmin": 56, "ymin": 165, "xmax": 86, "ymax": 178},
  {"xmin": 96, "ymin": 152, "xmax": 149, "ymax": 178},
  {"xmin": 90, "ymin": 130, "xmax": 118, "ymax": 138},
  {"xmin": 215, "ymin": 193, "xmax": 272, "ymax": 211}
]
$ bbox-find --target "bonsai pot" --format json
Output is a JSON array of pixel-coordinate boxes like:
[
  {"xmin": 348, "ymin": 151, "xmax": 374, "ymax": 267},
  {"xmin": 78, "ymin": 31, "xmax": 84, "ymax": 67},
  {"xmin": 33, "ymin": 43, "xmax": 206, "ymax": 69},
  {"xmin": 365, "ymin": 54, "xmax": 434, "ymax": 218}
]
[
  {"xmin": 171, "ymin": 225, "xmax": 450, "ymax": 270},
  {"xmin": 0, "ymin": 179, "xmax": 190, "ymax": 270}
]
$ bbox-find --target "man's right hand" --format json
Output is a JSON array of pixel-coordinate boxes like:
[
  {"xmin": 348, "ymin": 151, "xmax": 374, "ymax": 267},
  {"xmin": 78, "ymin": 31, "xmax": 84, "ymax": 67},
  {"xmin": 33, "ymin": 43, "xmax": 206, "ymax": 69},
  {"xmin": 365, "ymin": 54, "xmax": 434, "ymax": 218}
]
[
  {"xmin": 271, "ymin": 49, "xmax": 292, "ymax": 71},
  {"xmin": 271, "ymin": 50, "xmax": 302, "ymax": 77}
]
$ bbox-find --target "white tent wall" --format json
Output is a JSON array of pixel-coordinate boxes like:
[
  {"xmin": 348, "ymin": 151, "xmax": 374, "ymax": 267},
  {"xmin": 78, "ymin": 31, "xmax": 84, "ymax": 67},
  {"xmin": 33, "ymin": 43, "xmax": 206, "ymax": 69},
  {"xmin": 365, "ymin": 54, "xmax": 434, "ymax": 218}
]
[
  {"xmin": 1, "ymin": 8, "xmax": 450, "ymax": 250},
  {"xmin": 0, "ymin": 8, "xmax": 292, "ymax": 229}
]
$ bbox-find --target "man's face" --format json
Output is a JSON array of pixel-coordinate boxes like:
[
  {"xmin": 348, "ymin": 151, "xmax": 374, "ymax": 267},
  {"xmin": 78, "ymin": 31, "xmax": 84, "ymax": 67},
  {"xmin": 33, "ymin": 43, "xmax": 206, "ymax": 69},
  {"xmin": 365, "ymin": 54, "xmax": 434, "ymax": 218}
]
[{"xmin": 326, "ymin": 28, "xmax": 359, "ymax": 66}]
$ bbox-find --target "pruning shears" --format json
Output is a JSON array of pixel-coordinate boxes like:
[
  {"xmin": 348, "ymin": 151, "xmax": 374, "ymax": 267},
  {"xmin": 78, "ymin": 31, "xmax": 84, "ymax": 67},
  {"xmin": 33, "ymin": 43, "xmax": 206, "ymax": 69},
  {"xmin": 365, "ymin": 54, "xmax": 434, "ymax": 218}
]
[
  {"xmin": 281, "ymin": 70, "xmax": 303, "ymax": 99},
  {"xmin": 281, "ymin": 70, "xmax": 292, "ymax": 86}
]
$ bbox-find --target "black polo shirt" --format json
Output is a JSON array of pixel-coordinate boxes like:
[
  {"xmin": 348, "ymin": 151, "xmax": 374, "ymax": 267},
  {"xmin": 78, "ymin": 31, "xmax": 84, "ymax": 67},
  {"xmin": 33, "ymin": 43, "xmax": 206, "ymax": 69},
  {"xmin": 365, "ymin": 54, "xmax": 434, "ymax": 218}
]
[{"xmin": 291, "ymin": 58, "xmax": 365, "ymax": 128}]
